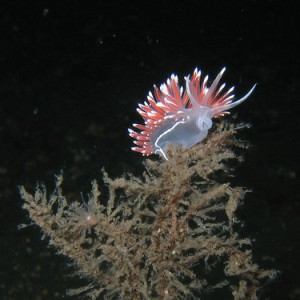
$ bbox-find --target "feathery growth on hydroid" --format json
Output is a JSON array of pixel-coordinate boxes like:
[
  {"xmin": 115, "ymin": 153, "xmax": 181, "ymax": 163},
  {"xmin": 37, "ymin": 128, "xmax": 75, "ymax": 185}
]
[{"xmin": 20, "ymin": 122, "xmax": 276, "ymax": 299}]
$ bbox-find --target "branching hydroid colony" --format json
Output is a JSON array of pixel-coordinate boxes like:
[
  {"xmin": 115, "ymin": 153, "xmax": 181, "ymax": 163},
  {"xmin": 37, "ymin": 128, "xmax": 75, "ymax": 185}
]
[{"xmin": 20, "ymin": 122, "xmax": 277, "ymax": 299}]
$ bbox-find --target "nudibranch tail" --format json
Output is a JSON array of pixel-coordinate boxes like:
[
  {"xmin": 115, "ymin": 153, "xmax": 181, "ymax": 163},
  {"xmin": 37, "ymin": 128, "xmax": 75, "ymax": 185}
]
[{"xmin": 129, "ymin": 67, "xmax": 255, "ymax": 158}]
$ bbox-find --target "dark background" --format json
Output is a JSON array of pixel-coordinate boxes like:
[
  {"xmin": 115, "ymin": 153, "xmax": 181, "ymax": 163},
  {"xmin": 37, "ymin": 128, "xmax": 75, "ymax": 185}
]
[{"xmin": 0, "ymin": 0, "xmax": 299, "ymax": 299}]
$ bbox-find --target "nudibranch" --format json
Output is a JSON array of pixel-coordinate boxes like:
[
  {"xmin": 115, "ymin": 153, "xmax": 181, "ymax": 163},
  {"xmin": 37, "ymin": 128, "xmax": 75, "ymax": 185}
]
[{"xmin": 129, "ymin": 67, "xmax": 256, "ymax": 160}]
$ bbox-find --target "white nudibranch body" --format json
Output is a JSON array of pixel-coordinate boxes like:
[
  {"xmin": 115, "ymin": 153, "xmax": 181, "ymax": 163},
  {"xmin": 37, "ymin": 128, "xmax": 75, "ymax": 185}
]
[{"xmin": 129, "ymin": 67, "xmax": 256, "ymax": 160}]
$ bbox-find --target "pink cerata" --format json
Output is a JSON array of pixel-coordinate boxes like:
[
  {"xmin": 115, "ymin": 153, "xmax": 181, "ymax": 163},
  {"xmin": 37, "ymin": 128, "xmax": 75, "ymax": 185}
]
[{"xmin": 129, "ymin": 67, "xmax": 256, "ymax": 160}]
